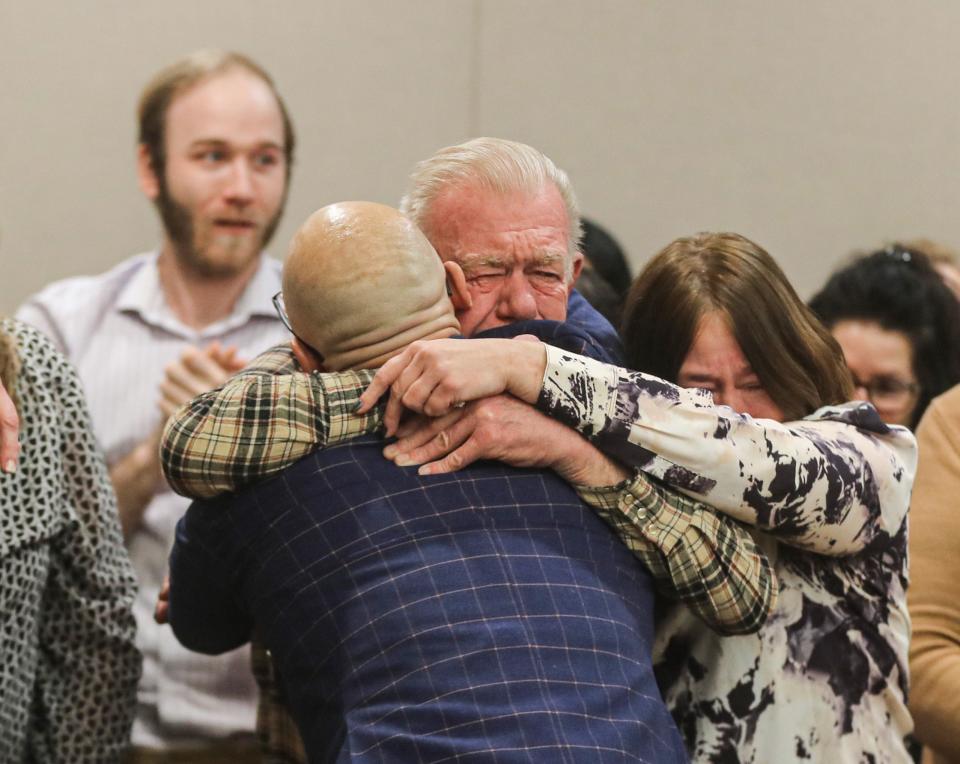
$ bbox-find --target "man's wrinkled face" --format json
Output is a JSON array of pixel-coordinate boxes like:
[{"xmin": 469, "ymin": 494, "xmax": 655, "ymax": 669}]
[
  {"xmin": 149, "ymin": 68, "xmax": 288, "ymax": 278},
  {"xmin": 423, "ymin": 183, "xmax": 581, "ymax": 338}
]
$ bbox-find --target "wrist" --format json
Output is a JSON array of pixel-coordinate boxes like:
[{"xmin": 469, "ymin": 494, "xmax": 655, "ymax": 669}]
[
  {"xmin": 552, "ymin": 438, "xmax": 628, "ymax": 487},
  {"xmin": 507, "ymin": 341, "xmax": 547, "ymax": 404}
]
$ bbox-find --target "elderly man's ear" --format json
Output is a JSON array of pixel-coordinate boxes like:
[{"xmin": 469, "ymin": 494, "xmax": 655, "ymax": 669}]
[
  {"xmin": 569, "ymin": 252, "xmax": 584, "ymax": 293},
  {"xmin": 291, "ymin": 338, "xmax": 325, "ymax": 373},
  {"xmin": 443, "ymin": 261, "xmax": 472, "ymax": 311}
]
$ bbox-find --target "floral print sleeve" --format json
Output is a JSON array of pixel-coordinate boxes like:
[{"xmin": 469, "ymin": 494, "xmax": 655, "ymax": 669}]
[{"xmin": 537, "ymin": 345, "xmax": 917, "ymax": 556}]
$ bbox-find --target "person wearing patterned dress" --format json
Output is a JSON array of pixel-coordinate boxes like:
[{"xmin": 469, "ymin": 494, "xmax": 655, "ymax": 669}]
[
  {"xmin": 357, "ymin": 232, "xmax": 917, "ymax": 763},
  {"xmin": 0, "ymin": 318, "xmax": 141, "ymax": 763}
]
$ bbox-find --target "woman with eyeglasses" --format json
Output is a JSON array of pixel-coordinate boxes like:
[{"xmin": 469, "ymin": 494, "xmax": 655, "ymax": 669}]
[{"xmin": 809, "ymin": 245, "xmax": 960, "ymax": 429}]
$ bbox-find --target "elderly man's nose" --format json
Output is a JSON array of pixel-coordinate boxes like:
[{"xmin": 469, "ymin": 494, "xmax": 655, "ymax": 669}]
[{"xmin": 497, "ymin": 274, "xmax": 539, "ymax": 320}]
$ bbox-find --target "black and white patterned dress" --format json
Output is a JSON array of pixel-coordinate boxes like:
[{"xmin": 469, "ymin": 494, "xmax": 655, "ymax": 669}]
[
  {"xmin": 0, "ymin": 319, "xmax": 141, "ymax": 762},
  {"xmin": 536, "ymin": 346, "xmax": 916, "ymax": 763}
]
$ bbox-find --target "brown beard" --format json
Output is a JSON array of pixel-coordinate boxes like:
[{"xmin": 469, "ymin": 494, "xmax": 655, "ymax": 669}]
[{"xmin": 154, "ymin": 171, "xmax": 286, "ymax": 278}]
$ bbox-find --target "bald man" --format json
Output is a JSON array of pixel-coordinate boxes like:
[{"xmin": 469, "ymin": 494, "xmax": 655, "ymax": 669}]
[
  {"xmin": 166, "ymin": 202, "xmax": 687, "ymax": 763},
  {"xmin": 280, "ymin": 202, "xmax": 464, "ymax": 372}
]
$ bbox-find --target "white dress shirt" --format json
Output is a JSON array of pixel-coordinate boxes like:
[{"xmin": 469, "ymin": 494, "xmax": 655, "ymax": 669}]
[{"xmin": 17, "ymin": 251, "xmax": 290, "ymax": 748}]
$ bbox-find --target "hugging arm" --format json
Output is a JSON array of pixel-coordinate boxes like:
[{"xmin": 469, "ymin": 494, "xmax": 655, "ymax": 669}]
[
  {"xmin": 389, "ymin": 394, "xmax": 777, "ymax": 635},
  {"xmin": 363, "ymin": 339, "xmax": 915, "ymax": 555},
  {"xmin": 538, "ymin": 346, "xmax": 916, "ymax": 555},
  {"xmin": 577, "ymin": 474, "xmax": 777, "ymax": 635},
  {"xmin": 160, "ymin": 343, "xmax": 382, "ymax": 498}
]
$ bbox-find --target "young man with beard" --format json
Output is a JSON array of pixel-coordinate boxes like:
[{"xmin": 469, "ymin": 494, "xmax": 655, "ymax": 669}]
[{"xmin": 17, "ymin": 50, "xmax": 294, "ymax": 761}]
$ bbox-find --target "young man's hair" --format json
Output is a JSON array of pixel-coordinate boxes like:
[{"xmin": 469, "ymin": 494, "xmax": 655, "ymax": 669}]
[
  {"xmin": 622, "ymin": 232, "xmax": 853, "ymax": 421},
  {"xmin": 137, "ymin": 49, "xmax": 295, "ymax": 182}
]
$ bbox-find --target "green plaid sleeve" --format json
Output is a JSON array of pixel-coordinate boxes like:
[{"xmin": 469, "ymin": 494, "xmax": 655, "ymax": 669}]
[
  {"xmin": 577, "ymin": 472, "xmax": 778, "ymax": 635},
  {"xmin": 160, "ymin": 343, "xmax": 382, "ymax": 499}
]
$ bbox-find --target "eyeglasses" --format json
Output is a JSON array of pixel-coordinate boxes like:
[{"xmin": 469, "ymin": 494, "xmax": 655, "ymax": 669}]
[
  {"xmin": 852, "ymin": 375, "xmax": 919, "ymax": 409},
  {"xmin": 272, "ymin": 291, "xmax": 293, "ymax": 334}
]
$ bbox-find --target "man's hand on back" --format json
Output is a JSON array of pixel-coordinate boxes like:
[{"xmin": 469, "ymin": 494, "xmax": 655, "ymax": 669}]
[{"xmin": 383, "ymin": 394, "xmax": 628, "ymax": 487}]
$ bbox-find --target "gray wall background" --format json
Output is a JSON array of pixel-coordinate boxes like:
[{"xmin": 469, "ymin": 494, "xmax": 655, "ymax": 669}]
[{"xmin": 3, "ymin": 1, "xmax": 959, "ymax": 315}]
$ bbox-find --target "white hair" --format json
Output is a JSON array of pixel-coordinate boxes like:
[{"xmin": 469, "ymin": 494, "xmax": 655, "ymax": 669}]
[{"xmin": 399, "ymin": 137, "xmax": 582, "ymax": 277}]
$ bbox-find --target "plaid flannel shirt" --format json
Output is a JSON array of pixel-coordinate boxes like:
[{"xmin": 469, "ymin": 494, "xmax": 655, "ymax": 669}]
[
  {"xmin": 160, "ymin": 343, "xmax": 777, "ymax": 762},
  {"xmin": 577, "ymin": 474, "xmax": 777, "ymax": 637},
  {"xmin": 161, "ymin": 344, "xmax": 379, "ymax": 499}
]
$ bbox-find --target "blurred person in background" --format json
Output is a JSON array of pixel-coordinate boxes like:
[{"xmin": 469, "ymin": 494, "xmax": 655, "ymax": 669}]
[
  {"xmin": 903, "ymin": 237, "xmax": 960, "ymax": 300},
  {"xmin": 16, "ymin": 49, "xmax": 294, "ymax": 760},
  {"xmin": 0, "ymin": 319, "xmax": 140, "ymax": 762},
  {"xmin": 575, "ymin": 217, "xmax": 632, "ymax": 326},
  {"xmin": 907, "ymin": 383, "xmax": 960, "ymax": 764},
  {"xmin": 809, "ymin": 244, "xmax": 960, "ymax": 429}
]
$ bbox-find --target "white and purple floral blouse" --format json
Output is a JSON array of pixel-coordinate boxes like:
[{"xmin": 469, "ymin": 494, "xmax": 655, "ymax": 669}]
[{"xmin": 536, "ymin": 345, "xmax": 917, "ymax": 764}]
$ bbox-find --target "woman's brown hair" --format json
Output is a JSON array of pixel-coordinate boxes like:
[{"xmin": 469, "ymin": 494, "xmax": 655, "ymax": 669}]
[{"xmin": 621, "ymin": 232, "xmax": 853, "ymax": 420}]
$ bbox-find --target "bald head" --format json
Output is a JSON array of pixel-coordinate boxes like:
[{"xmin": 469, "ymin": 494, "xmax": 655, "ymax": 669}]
[{"xmin": 282, "ymin": 202, "xmax": 460, "ymax": 371}]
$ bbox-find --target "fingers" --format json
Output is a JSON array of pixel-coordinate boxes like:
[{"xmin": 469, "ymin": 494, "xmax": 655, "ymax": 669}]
[
  {"xmin": 182, "ymin": 347, "xmax": 234, "ymax": 388},
  {"xmin": 417, "ymin": 438, "xmax": 483, "ymax": 475},
  {"xmin": 159, "ymin": 376, "xmax": 199, "ymax": 414},
  {"xmin": 390, "ymin": 410, "xmax": 474, "ymax": 468},
  {"xmin": 154, "ymin": 576, "xmax": 170, "ymax": 624},
  {"xmin": 160, "ymin": 345, "xmax": 238, "ymax": 416},
  {"xmin": 359, "ymin": 350, "xmax": 410, "ymax": 414},
  {"xmin": 158, "ymin": 392, "xmax": 183, "ymax": 420},
  {"xmin": 0, "ymin": 382, "xmax": 20, "ymax": 474},
  {"xmin": 207, "ymin": 343, "xmax": 246, "ymax": 373},
  {"xmin": 385, "ymin": 409, "xmax": 468, "ymax": 461}
]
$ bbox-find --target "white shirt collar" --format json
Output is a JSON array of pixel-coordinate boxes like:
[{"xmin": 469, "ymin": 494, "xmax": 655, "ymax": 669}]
[{"xmin": 115, "ymin": 251, "xmax": 281, "ymax": 339}]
